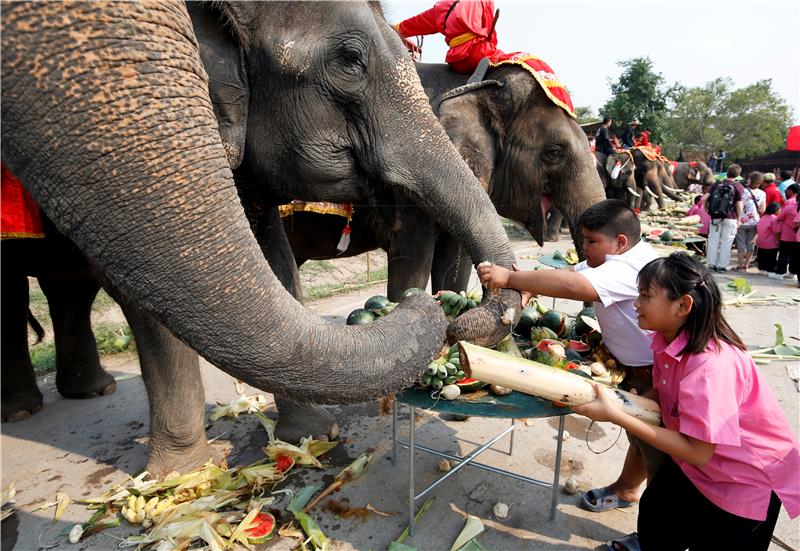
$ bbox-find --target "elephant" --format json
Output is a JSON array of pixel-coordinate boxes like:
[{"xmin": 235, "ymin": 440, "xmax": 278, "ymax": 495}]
[
  {"xmin": 283, "ymin": 62, "xmax": 605, "ymax": 299},
  {"xmin": 672, "ymin": 161, "xmax": 715, "ymax": 190},
  {"xmin": 630, "ymin": 148, "xmax": 682, "ymax": 210},
  {"xmin": 2, "ymin": 1, "xmax": 521, "ymax": 476},
  {"xmin": 594, "ymin": 151, "xmax": 639, "ymax": 207}
]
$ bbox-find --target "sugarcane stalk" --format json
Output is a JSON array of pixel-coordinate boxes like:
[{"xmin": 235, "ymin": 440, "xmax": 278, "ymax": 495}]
[{"xmin": 458, "ymin": 342, "xmax": 661, "ymax": 425}]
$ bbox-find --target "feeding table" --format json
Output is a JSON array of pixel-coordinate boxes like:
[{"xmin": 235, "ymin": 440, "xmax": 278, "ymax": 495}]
[{"xmin": 391, "ymin": 387, "xmax": 569, "ymax": 535}]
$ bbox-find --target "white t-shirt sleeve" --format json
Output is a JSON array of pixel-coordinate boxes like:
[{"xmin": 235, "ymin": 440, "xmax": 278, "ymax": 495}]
[{"xmin": 575, "ymin": 261, "xmax": 638, "ymax": 307}]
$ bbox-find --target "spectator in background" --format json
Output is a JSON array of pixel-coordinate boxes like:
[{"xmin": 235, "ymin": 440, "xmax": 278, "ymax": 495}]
[
  {"xmin": 621, "ymin": 119, "xmax": 639, "ymax": 149},
  {"xmin": 686, "ymin": 193, "xmax": 711, "ymax": 256},
  {"xmin": 393, "ymin": 0, "xmax": 500, "ymax": 75},
  {"xmin": 588, "ymin": 134, "xmax": 596, "ymax": 152},
  {"xmin": 734, "ymin": 172, "xmax": 766, "ymax": 271},
  {"xmin": 716, "ymin": 149, "xmax": 727, "ymax": 173},
  {"xmin": 794, "ymin": 202, "xmax": 800, "ymax": 288},
  {"xmin": 770, "ymin": 183, "xmax": 799, "ymax": 280},
  {"xmin": 704, "ymin": 165, "xmax": 743, "ymax": 272},
  {"xmin": 595, "ymin": 117, "xmax": 615, "ymax": 155},
  {"xmin": 778, "ymin": 169, "xmax": 796, "ymax": 199},
  {"xmin": 635, "ymin": 130, "xmax": 650, "ymax": 147},
  {"xmin": 762, "ymin": 173, "xmax": 783, "ymax": 207},
  {"xmin": 707, "ymin": 151, "xmax": 718, "ymax": 172},
  {"xmin": 756, "ymin": 203, "xmax": 781, "ymax": 275}
]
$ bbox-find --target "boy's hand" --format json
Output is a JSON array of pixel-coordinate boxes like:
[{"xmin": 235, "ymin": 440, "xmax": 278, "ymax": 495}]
[
  {"xmin": 571, "ymin": 384, "xmax": 622, "ymax": 423},
  {"xmin": 477, "ymin": 263, "xmax": 511, "ymax": 290}
]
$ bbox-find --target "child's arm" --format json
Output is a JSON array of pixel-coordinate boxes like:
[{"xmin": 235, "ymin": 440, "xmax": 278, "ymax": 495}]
[
  {"xmin": 477, "ymin": 264, "xmax": 600, "ymax": 302},
  {"xmin": 573, "ymin": 384, "xmax": 716, "ymax": 467}
]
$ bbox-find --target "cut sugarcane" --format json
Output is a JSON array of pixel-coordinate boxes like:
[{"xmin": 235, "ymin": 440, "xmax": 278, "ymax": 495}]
[{"xmin": 457, "ymin": 341, "xmax": 661, "ymax": 425}]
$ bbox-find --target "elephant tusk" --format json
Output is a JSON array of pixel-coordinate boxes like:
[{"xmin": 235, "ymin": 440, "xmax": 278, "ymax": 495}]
[
  {"xmin": 663, "ymin": 185, "xmax": 681, "ymax": 193},
  {"xmin": 626, "ymin": 187, "xmax": 641, "ymax": 198},
  {"xmin": 646, "ymin": 187, "xmax": 658, "ymax": 198}
]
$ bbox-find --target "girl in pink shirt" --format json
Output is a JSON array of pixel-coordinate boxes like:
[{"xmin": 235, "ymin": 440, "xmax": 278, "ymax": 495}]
[
  {"xmin": 775, "ymin": 184, "xmax": 799, "ymax": 277},
  {"xmin": 756, "ymin": 202, "xmax": 781, "ymax": 274},
  {"xmin": 575, "ymin": 253, "xmax": 799, "ymax": 551}
]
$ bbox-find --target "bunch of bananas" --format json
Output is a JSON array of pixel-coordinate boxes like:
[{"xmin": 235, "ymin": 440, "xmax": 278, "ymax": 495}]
[
  {"xmin": 420, "ymin": 345, "xmax": 466, "ymax": 389},
  {"xmin": 437, "ymin": 289, "xmax": 481, "ymax": 319},
  {"xmin": 121, "ymin": 494, "xmax": 175, "ymax": 528}
]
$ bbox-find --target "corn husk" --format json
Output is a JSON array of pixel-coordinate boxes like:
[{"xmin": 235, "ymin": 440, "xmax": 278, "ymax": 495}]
[
  {"xmin": 450, "ymin": 515, "xmax": 484, "ymax": 551},
  {"xmin": 53, "ymin": 491, "xmax": 71, "ymax": 522},
  {"xmin": 294, "ymin": 511, "xmax": 328, "ymax": 550},
  {"xmin": 303, "ymin": 454, "xmax": 372, "ymax": 512},
  {"xmin": 227, "ymin": 504, "xmax": 262, "ymax": 550},
  {"xmin": 256, "ymin": 412, "xmax": 338, "ymax": 468},
  {"xmin": 1, "ymin": 482, "xmax": 16, "ymax": 521},
  {"xmin": 209, "ymin": 393, "xmax": 268, "ymax": 421}
]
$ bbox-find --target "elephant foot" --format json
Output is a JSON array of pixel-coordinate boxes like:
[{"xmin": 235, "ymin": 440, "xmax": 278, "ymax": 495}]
[
  {"xmin": 56, "ymin": 368, "xmax": 117, "ymax": 399},
  {"xmin": 276, "ymin": 403, "xmax": 339, "ymax": 444},
  {"xmin": 2, "ymin": 389, "xmax": 44, "ymax": 422},
  {"xmin": 545, "ymin": 233, "xmax": 560, "ymax": 242},
  {"xmin": 146, "ymin": 440, "xmax": 223, "ymax": 479}
]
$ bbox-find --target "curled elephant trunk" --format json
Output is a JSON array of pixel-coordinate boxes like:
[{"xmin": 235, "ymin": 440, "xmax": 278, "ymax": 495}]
[{"xmin": 2, "ymin": 1, "xmax": 451, "ymax": 404}]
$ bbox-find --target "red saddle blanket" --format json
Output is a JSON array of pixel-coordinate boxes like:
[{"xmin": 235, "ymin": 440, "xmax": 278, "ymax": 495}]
[
  {"xmin": 1, "ymin": 163, "xmax": 44, "ymax": 240},
  {"xmin": 488, "ymin": 51, "xmax": 575, "ymax": 117}
]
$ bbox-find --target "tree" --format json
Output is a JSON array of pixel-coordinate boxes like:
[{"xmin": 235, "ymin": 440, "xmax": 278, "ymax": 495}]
[
  {"xmin": 664, "ymin": 78, "xmax": 792, "ymax": 162},
  {"xmin": 601, "ymin": 57, "xmax": 681, "ymax": 142},
  {"xmin": 574, "ymin": 105, "xmax": 597, "ymax": 124}
]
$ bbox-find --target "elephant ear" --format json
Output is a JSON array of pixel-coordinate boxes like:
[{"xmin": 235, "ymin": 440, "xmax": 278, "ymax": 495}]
[
  {"xmin": 187, "ymin": 3, "xmax": 249, "ymax": 170},
  {"xmin": 432, "ymin": 81, "xmax": 502, "ymax": 190}
]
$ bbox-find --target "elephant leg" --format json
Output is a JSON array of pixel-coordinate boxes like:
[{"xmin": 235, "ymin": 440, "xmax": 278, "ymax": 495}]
[
  {"xmin": 249, "ymin": 206, "xmax": 339, "ymax": 443},
  {"xmin": 118, "ymin": 300, "xmax": 216, "ymax": 477},
  {"xmin": 1, "ymin": 272, "xmax": 44, "ymax": 421},
  {"xmin": 37, "ymin": 274, "xmax": 116, "ymax": 399},
  {"xmin": 384, "ymin": 216, "xmax": 437, "ymax": 301},
  {"xmin": 431, "ymin": 232, "xmax": 472, "ymax": 294},
  {"xmin": 545, "ymin": 207, "xmax": 564, "ymax": 242}
]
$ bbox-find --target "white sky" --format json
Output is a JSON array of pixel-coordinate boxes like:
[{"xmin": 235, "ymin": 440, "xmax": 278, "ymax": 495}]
[{"xmin": 384, "ymin": 0, "xmax": 800, "ymax": 123}]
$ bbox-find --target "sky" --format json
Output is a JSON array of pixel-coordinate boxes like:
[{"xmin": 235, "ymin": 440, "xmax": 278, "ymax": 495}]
[{"xmin": 384, "ymin": 0, "xmax": 800, "ymax": 124}]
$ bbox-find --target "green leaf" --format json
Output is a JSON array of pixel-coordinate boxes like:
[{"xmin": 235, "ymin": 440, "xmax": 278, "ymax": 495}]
[
  {"xmin": 727, "ymin": 277, "xmax": 752, "ymax": 296},
  {"xmin": 288, "ymin": 483, "xmax": 323, "ymax": 514},
  {"xmin": 774, "ymin": 323, "xmax": 785, "ymax": 347},
  {"xmin": 449, "ymin": 516, "xmax": 484, "ymax": 551},
  {"xmin": 457, "ymin": 539, "xmax": 487, "ymax": 551},
  {"xmin": 294, "ymin": 511, "xmax": 328, "ymax": 550},
  {"xmin": 388, "ymin": 543, "xmax": 418, "ymax": 551}
]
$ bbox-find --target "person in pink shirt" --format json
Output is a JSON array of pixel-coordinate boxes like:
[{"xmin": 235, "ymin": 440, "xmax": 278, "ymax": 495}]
[
  {"xmin": 772, "ymin": 183, "xmax": 799, "ymax": 279},
  {"xmin": 574, "ymin": 253, "xmax": 799, "ymax": 551},
  {"xmin": 793, "ymin": 204, "xmax": 800, "ymax": 287},
  {"xmin": 756, "ymin": 202, "xmax": 781, "ymax": 275},
  {"xmin": 686, "ymin": 194, "xmax": 710, "ymax": 256}
]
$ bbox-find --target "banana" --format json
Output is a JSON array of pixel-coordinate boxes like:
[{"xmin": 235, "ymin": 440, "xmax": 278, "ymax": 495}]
[
  {"xmin": 144, "ymin": 496, "xmax": 159, "ymax": 517},
  {"xmin": 136, "ymin": 495, "xmax": 146, "ymax": 513},
  {"xmin": 126, "ymin": 495, "xmax": 137, "ymax": 512}
]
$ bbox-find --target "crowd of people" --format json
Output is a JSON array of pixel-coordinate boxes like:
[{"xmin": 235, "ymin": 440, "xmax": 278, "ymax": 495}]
[{"xmin": 693, "ymin": 167, "xmax": 799, "ymax": 286}]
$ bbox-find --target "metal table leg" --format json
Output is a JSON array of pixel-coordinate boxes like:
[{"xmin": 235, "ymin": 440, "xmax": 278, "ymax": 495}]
[
  {"xmin": 550, "ymin": 415, "xmax": 565, "ymax": 520},
  {"xmin": 408, "ymin": 405, "xmax": 416, "ymax": 537}
]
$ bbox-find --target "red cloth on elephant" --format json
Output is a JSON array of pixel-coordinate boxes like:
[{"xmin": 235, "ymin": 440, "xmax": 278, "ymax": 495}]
[
  {"xmin": 394, "ymin": 0, "xmax": 501, "ymax": 74},
  {"xmin": 487, "ymin": 52, "xmax": 575, "ymax": 117},
  {"xmin": 1, "ymin": 163, "xmax": 44, "ymax": 240}
]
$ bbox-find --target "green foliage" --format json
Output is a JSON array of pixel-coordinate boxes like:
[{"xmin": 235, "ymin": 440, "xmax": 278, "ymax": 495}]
[
  {"xmin": 574, "ymin": 105, "xmax": 598, "ymax": 124},
  {"xmin": 665, "ymin": 78, "xmax": 792, "ymax": 162},
  {"xmin": 29, "ymin": 322, "xmax": 135, "ymax": 375},
  {"xmin": 601, "ymin": 57, "xmax": 681, "ymax": 142},
  {"xmin": 303, "ymin": 265, "xmax": 388, "ymax": 302},
  {"xmin": 30, "ymin": 342, "xmax": 56, "ymax": 374}
]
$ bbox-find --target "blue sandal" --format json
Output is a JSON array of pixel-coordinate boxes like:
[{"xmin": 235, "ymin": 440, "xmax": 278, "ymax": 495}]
[
  {"xmin": 580, "ymin": 486, "xmax": 637, "ymax": 512},
  {"xmin": 605, "ymin": 532, "xmax": 640, "ymax": 551}
]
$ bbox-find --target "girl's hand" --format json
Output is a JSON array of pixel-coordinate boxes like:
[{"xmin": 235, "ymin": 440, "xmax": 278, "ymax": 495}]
[
  {"xmin": 477, "ymin": 263, "xmax": 511, "ymax": 290},
  {"xmin": 571, "ymin": 384, "xmax": 622, "ymax": 423}
]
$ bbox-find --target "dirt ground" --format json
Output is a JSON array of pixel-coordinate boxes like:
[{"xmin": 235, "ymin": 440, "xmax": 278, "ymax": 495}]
[{"xmin": 3, "ymin": 230, "xmax": 799, "ymax": 551}]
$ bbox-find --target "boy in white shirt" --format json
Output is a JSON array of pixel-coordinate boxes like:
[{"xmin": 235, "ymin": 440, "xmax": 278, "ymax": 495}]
[{"xmin": 478, "ymin": 199, "xmax": 659, "ymax": 513}]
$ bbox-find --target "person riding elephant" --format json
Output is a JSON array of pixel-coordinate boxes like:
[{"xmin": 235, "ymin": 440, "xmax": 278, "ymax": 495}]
[
  {"xmin": 283, "ymin": 62, "xmax": 605, "ymax": 299},
  {"xmin": 2, "ymin": 1, "xmax": 521, "ymax": 476},
  {"xmin": 595, "ymin": 151, "xmax": 639, "ymax": 207}
]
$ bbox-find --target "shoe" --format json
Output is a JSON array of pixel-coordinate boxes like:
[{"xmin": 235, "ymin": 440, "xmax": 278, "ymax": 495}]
[
  {"xmin": 709, "ymin": 266, "xmax": 718, "ymax": 272},
  {"xmin": 768, "ymin": 273, "xmax": 783, "ymax": 280},
  {"xmin": 759, "ymin": 270, "xmax": 767, "ymax": 275},
  {"xmin": 717, "ymin": 266, "xmax": 728, "ymax": 273},
  {"xmin": 580, "ymin": 486, "xmax": 638, "ymax": 512},
  {"xmin": 783, "ymin": 273, "xmax": 794, "ymax": 279}
]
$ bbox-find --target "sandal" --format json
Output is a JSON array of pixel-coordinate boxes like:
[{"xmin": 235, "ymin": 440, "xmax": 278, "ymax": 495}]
[
  {"xmin": 605, "ymin": 532, "xmax": 641, "ymax": 551},
  {"xmin": 580, "ymin": 486, "xmax": 637, "ymax": 512}
]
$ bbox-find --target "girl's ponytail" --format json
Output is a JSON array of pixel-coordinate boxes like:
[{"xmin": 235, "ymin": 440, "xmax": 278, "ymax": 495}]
[{"xmin": 638, "ymin": 253, "xmax": 745, "ymax": 355}]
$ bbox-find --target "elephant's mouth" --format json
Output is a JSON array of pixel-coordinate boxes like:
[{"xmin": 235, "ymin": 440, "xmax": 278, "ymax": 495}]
[{"xmin": 541, "ymin": 193, "xmax": 553, "ymax": 219}]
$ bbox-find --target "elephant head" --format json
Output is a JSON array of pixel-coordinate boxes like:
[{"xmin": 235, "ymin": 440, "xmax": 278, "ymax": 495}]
[
  {"xmin": 187, "ymin": 1, "xmax": 521, "ymax": 346},
  {"xmin": 419, "ymin": 65, "xmax": 605, "ymax": 254},
  {"xmin": 631, "ymin": 148, "xmax": 680, "ymax": 210},
  {"xmin": 597, "ymin": 151, "xmax": 638, "ymax": 207},
  {"xmin": 1, "ymin": 1, "xmax": 511, "ymax": 403}
]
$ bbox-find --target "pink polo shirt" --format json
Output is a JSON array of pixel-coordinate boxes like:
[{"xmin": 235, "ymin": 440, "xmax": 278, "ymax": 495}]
[
  {"xmin": 651, "ymin": 331, "xmax": 800, "ymax": 521},
  {"xmin": 777, "ymin": 197, "xmax": 798, "ymax": 242},
  {"xmin": 794, "ymin": 210, "xmax": 800, "ymax": 241},
  {"xmin": 756, "ymin": 214, "xmax": 780, "ymax": 249}
]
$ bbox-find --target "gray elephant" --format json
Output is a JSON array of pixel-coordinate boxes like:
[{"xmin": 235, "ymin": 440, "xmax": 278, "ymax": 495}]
[
  {"xmin": 631, "ymin": 148, "xmax": 682, "ymax": 210},
  {"xmin": 672, "ymin": 161, "xmax": 715, "ymax": 190},
  {"xmin": 2, "ymin": 1, "xmax": 520, "ymax": 476},
  {"xmin": 284, "ymin": 62, "xmax": 605, "ymax": 299},
  {"xmin": 595, "ymin": 151, "xmax": 639, "ymax": 207}
]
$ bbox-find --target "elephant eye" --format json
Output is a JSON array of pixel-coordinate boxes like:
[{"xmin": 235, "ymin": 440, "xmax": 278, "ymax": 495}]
[
  {"xmin": 541, "ymin": 144, "xmax": 564, "ymax": 165},
  {"xmin": 336, "ymin": 43, "xmax": 366, "ymax": 75}
]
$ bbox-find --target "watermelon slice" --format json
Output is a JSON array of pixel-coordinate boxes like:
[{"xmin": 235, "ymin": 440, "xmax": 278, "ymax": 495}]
[
  {"xmin": 567, "ymin": 340, "xmax": 591, "ymax": 356},
  {"xmin": 455, "ymin": 378, "xmax": 487, "ymax": 392},
  {"xmin": 647, "ymin": 229, "xmax": 664, "ymax": 239},
  {"xmin": 246, "ymin": 511, "xmax": 276, "ymax": 544}
]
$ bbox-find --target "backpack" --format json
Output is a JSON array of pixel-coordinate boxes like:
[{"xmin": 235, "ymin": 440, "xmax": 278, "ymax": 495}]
[{"xmin": 707, "ymin": 182, "xmax": 736, "ymax": 220}]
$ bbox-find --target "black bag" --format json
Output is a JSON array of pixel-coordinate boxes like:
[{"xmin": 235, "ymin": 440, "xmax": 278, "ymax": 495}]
[{"xmin": 707, "ymin": 183, "xmax": 736, "ymax": 220}]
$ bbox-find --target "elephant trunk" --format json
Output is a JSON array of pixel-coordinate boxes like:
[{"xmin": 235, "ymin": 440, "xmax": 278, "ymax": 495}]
[
  {"xmin": 555, "ymin": 151, "xmax": 606, "ymax": 258},
  {"xmin": 2, "ymin": 1, "xmax": 448, "ymax": 404},
  {"xmin": 377, "ymin": 61, "xmax": 520, "ymax": 346}
]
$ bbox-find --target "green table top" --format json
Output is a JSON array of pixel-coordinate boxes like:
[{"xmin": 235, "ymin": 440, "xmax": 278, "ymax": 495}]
[
  {"xmin": 396, "ymin": 386, "xmax": 570, "ymax": 419},
  {"xmin": 536, "ymin": 254, "xmax": 571, "ymax": 270}
]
